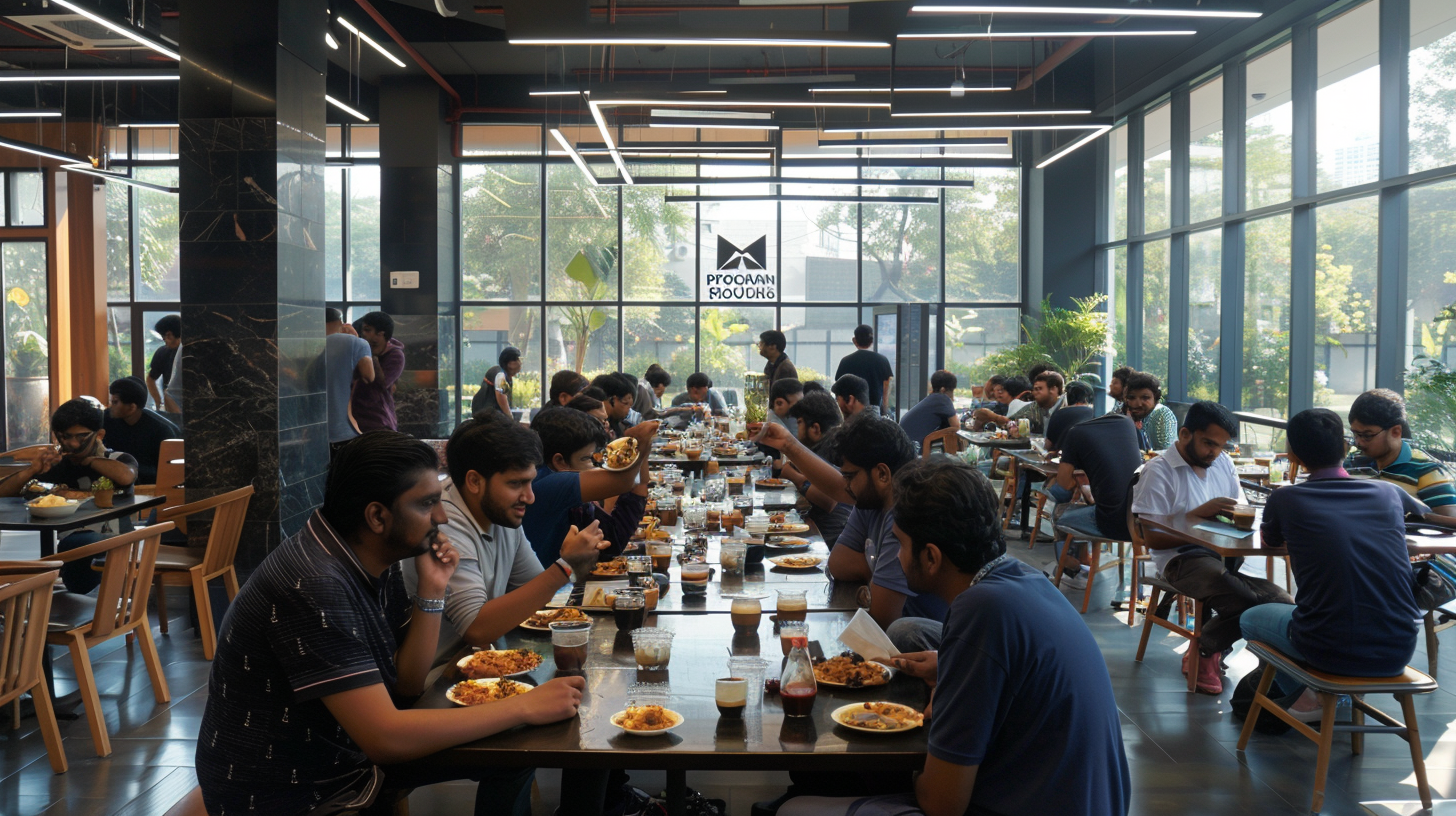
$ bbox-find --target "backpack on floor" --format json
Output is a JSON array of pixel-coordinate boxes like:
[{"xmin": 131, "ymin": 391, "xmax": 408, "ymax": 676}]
[{"xmin": 1230, "ymin": 666, "xmax": 1306, "ymax": 736}]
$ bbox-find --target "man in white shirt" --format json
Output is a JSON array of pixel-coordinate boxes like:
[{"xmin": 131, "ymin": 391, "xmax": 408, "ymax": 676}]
[{"xmin": 1130, "ymin": 401, "xmax": 1292, "ymax": 695}]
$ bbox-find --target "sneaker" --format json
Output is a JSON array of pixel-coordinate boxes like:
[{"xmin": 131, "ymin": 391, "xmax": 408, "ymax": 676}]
[
  {"xmin": 611, "ymin": 787, "xmax": 662, "ymax": 816},
  {"xmin": 1194, "ymin": 651, "xmax": 1223, "ymax": 695}
]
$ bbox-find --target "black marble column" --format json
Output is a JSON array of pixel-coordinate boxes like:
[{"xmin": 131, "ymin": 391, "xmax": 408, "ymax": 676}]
[
  {"xmin": 380, "ymin": 78, "xmax": 456, "ymax": 439},
  {"xmin": 178, "ymin": 0, "xmax": 328, "ymax": 572}
]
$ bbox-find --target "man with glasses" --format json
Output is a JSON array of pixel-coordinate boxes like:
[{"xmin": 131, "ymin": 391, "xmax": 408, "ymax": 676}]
[
  {"xmin": 0, "ymin": 398, "xmax": 139, "ymax": 592},
  {"xmin": 1345, "ymin": 389, "xmax": 1456, "ymax": 517}
]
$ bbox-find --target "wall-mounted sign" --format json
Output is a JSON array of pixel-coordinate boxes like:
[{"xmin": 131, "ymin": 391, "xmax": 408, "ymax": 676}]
[
  {"xmin": 704, "ymin": 235, "xmax": 776, "ymax": 302},
  {"xmin": 389, "ymin": 270, "xmax": 420, "ymax": 289}
]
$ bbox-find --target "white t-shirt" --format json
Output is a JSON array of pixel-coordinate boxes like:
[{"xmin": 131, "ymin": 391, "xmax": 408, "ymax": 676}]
[
  {"xmin": 1130, "ymin": 444, "xmax": 1244, "ymax": 573},
  {"xmin": 400, "ymin": 479, "xmax": 544, "ymax": 666}
]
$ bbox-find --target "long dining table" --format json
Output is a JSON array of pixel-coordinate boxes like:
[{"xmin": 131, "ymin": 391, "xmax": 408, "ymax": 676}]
[{"xmin": 409, "ymin": 509, "xmax": 931, "ymax": 815}]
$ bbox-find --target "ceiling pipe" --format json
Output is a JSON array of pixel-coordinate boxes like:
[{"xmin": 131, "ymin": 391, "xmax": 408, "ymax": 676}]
[{"xmin": 352, "ymin": 0, "xmax": 467, "ymax": 155}]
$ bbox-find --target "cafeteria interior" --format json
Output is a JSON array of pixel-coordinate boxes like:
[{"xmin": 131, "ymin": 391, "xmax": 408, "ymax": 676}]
[{"xmin": 3, "ymin": 1, "xmax": 1456, "ymax": 815}]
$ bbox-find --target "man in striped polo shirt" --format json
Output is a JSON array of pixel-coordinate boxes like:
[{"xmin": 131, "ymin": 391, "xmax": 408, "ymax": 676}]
[{"xmin": 1345, "ymin": 389, "xmax": 1456, "ymax": 517}]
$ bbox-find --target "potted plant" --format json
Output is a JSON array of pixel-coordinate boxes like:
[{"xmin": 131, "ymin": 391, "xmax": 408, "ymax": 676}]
[{"xmin": 91, "ymin": 477, "xmax": 114, "ymax": 509}]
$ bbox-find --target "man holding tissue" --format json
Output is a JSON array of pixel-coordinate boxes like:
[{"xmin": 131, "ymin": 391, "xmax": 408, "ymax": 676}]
[{"xmin": 777, "ymin": 457, "xmax": 1129, "ymax": 816}]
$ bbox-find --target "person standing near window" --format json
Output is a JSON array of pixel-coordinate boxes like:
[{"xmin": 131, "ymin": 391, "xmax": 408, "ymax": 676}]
[
  {"xmin": 147, "ymin": 314, "xmax": 180, "ymax": 412},
  {"xmin": 835, "ymin": 324, "xmax": 894, "ymax": 414},
  {"xmin": 353, "ymin": 311, "xmax": 406, "ymax": 433},
  {"xmin": 758, "ymin": 330, "xmax": 799, "ymax": 393},
  {"xmin": 472, "ymin": 346, "xmax": 521, "ymax": 420},
  {"xmin": 326, "ymin": 308, "xmax": 375, "ymax": 459}
]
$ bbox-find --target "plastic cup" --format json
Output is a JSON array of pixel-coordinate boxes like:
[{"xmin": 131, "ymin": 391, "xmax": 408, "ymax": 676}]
[
  {"xmin": 726, "ymin": 656, "xmax": 769, "ymax": 710},
  {"xmin": 720, "ymin": 542, "xmax": 747, "ymax": 576},
  {"xmin": 630, "ymin": 627, "xmax": 674, "ymax": 670},
  {"xmin": 549, "ymin": 620, "xmax": 591, "ymax": 675}
]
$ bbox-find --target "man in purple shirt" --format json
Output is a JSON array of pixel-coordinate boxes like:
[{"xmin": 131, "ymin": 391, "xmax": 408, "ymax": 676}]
[{"xmin": 353, "ymin": 311, "xmax": 406, "ymax": 432}]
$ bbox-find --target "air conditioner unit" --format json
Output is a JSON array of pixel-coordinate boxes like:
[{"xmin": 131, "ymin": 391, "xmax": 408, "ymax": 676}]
[
  {"xmin": 6, "ymin": 13, "xmax": 151, "ymax": 50},
  {"xmin": 673, "ymin": 244, "xmax": 690, "ymax": 261}
]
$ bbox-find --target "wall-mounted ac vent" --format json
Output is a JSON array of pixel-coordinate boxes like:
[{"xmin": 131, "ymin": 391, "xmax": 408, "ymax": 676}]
[{"xmin": 5, "ymin": 14, "xmax": 145, "ymax": 50}]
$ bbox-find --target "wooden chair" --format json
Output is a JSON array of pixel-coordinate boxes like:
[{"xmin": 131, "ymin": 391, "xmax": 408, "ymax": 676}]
[
  {"xmin": 1236, "ymin": 641, "xmax": 1436, "ymax": 813},
  {"xmin": 1, "ymin": 444, "xmax": 56, "ymax": 462},
  {"xmin": 1125, "ymin": 540, "xmax": 1206, "ymax": 693},
  {"xmin": 921, "ymin": 427, "xmax": 965, "ymax": 458},
  {"xmin": 1052, "ymin": 524, "xmax": 1130, "ymax": 613},
  {"xmin": 135, "ymin": 439, "xmax": 186, "ymax": 532},
  {"xmin": 39, "ymin": 522, "xmax": 174, "ymax": 757},
  {"xmin": 0, "ymin": 566, "xmax": 67, "ymax": 773},
  {"xmin": 150, "ymin": 486, "xmax": 254, "ymax": 659}
]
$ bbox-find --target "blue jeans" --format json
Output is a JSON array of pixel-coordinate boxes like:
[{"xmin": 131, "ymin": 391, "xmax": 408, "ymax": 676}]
[
  {"xmin": 1240, "ymin": 603, "xmax": 1306, "ymax": 688},
  {"xmin": 57, "ymin": 530, "xmax": 104, "ymax": 594},
  {"xmin": 1056, "ymin": 504, "xmax": 1112, "ymax": 560},
  {"xmin": 886, "ymin": 617, "xmax": 942, "ymax": 653},
  {"xmin": 1046, "ymin": 483, "xmax": 1073, "ymax": 504}
]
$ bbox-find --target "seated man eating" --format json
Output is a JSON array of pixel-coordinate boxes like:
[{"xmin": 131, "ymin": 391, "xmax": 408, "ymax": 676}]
[
  {"xmin": 1243, "ymin": 408, "xmax": 1430, "ymax": 719},
  {"xmin": 196, "ymin": 431, "xmax": 585, "ymax": 816},
  {"xmin": 779, "ymin": 457, "xmax": 1130, "ymax": 816}
]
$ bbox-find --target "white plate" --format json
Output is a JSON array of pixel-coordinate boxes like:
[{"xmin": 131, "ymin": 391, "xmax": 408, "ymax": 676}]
[
  {"xmin": 813, "ymin": 662, "xmax": 892, "ymax": 688},
  {"xmin": 831, "ymin": 702, "xmax": 924, "ymax": 733},
  {"xmin": 766, "ymin": 523, "xmax": 810, "ymax": 535},
  {"xmin": 768, "ymin": 555, "xmax": 823, "ymax": 570},
  {"xmin": 456, "ymin": 649, "xmax": 543, "ymax": 678},
  {"xmin": 609, "ymin": 708, "xmax": 683, "ymax": 737},
  {"xmin": 446, "ymin": 678, "xmax": 533, "ymax": 706},
  {"xmin": 764, "ymin": 537, "xmax": 811, "ymax": 551},
  {"xmin": 518, "ymin": 609, "xmax": 591, "ymax": 631},
  {"xmin": 25, "ymin": 499, "xmax": 83, "ymax": 519}
]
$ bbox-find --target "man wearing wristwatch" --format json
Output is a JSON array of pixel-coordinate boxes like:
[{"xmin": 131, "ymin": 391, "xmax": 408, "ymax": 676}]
[{"xmin": 0, "ymin": 398, "xmax": 138, "ymax": 593}]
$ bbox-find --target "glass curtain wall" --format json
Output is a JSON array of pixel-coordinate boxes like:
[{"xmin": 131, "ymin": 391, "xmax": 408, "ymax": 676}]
[{"xmin": 1101, "ymin": 0, "xmax": 1456, "ymax": 447}]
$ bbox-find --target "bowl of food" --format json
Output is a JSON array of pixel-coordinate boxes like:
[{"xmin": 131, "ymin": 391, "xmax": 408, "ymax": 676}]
[
  {"xmin": 456, "ymin": 649, "xmax": 543, "ymax": 679},
  {"xmin": 447, "ymin": 678, "xmax": 533, "ymax": 706},
  {"xmin": 602, "ymin": 437, "xmax": 640, "ymax": 471},
  {"xmin": 610, "ymin": 705, "xmax": 683, "ymax": 737},
  {"xmin": 831, "ymin": 702, "xmax": 924, "ymax": 733},
  {"xmin": 812, "ymin": 653, "xmax": 892, "ymax": 688},
  {"xmin": 520, "ymin": 607, "xmax": 590, "ymax": 631},
  {"xmin": 26, "ymin": 494, "xmax": 83, "ymax": 518}
]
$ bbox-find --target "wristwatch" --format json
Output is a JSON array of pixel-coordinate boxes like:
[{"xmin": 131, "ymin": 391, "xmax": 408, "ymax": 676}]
[{"xmin": 554, "ymin": 558, "xmax": 573, "ymax": 581}]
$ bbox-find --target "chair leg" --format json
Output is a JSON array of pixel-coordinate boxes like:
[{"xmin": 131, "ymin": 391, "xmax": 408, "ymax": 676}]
[
  {"xmin": 1001, "ymin": 463, "xmax": 1018, "ymax": 530},
  {"xmin": 1236, "ymin": 664, "xmax": 1276, "ymax": 750},
  {"xmin": 66, "ymin": 634, "xmax": 110, "ymax": 757},
  {"xmin": 1350, "ymin": 695, "xmax": 1364, "ymax": 755},
  {"xmin": 1029, "ymin": 493, "xmax": 1050, "ymax": 549},
  {"xmin": 1081, "ymin": 543, "xmax": 1100, "ymax": 613},
  {"xmin": 1425, "ymin": 610, "xmax": 1439, "ymax": 681},
  {"xmin": 1053, "ymin": 534, "xmax": 1073, "ymax": 588},
  {"xmin": 1310, "ymin": 693, "xmax": 1338, "ymax": 814},
  {"xmin": 1134, "ymin": 586, "xmax": 1162, "ymax": 661},
  {"xmin": 192, "ymin": 570, "xmax": 218, "ymax": 661},
  {"xmin": 136, "ymin": 619, "xmax": 171, "ymax": 703},
  {"xmin": 154, "ymin": 574, "xmax": 169, "ymax": 635},
  {"xmin": 223, "ymin": 567, "xmax": 240, "ymax": 601},
  {"xmin": 1399, "ymin": 693, "xmax": 1433, "ymax": 810},
  {"xmin": 29, "ymin": 678, "xmax": 68, "ymax": 773}
]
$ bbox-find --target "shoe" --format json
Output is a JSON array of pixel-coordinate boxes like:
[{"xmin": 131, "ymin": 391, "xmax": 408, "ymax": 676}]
[
  {"xmin": 611, "ymin": 787, "xmax": 662, "ymax": 816},
  {"xmin": 1194, "ymin": 651, "xmax": 1223, "ymax": 695},
  {"xmin": 1287, "ymin": 703, "xmax": 1328, "ymax": 723},
  {"xmin": 1061, "ymin": 568, "xmax": 1089, "ymax": 591}
]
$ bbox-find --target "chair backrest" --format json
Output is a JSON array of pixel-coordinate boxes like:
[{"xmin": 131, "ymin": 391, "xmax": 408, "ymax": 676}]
[
  {"xmin": 1, "ymin": 444, "xmax": 55, "ymax": 462},
  {"xmin": 157, "ymin": 486, "xmax": 254, "ymax": 576},
  {"xmin": 155, "ymin": 438, "xmax": 184, "ymax": 496},
  {"xmin": 0, "ymin": 568, "xmax": 60, "ymax": 707},
  {"xmin": 48, "ymin": 523, "xmax": 173, "ymax": 639},
  {"xmin": 922, "ymin": 427, "xmax": 965, "ymax": 458}
]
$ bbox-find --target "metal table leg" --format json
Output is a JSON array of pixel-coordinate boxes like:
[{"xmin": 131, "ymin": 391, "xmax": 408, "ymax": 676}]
[{"xmin": 666, "ymin": 770, "xmax": 687, "ymax": 816}]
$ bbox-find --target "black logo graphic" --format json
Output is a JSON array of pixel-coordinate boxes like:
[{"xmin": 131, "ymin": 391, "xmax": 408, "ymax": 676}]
[{"xmin": 716, "ymin": 235, "xmax": 767, "ymax": 270}]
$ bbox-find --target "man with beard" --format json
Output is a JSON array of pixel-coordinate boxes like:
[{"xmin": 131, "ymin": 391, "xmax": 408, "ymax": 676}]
[
  {"xmin": 1130, "ymin": 401, "xmax": 1292, "ymax": 694},
  {"xmin": 403, "ymin": 413, "xmax": 607, "ymax": 665},
  {"xmin": 1122, "ymin": 371, "xmax": 1178, "ymax": 452},
  {"xmin": 197, "ymin": 432, "xmax": 586, "ymax": 816},
  {"xmin": 756, "ymin": 415, "xmax": 947, "ymax": 652}
]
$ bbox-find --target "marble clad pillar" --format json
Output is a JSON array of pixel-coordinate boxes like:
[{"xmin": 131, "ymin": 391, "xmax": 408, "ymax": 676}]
[{"xmin": 178, "ymin": 0, "xmax": 328, "ymax": 573}]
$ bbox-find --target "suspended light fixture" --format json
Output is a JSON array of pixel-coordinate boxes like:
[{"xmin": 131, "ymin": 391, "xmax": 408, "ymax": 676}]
[
  {"xmin": 1034, "ymin": 125, "xmax": 1112, "ymax": 168},
  {"xmin": 336, "ymin": 16, "xmax": 408, "ymax": 67},
  {"xmin": 909, "ymin": 5, "xmax": 1261, "ymax": 19},
  {"xmin": 326, "ymin": 95, "xmax": 370, "ymax": 122},
  {"xmin": 48, "ymin": 0, "xmax": 179, "ymax": 60}
]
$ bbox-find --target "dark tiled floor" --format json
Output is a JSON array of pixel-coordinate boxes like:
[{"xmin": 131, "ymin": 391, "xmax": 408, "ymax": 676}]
[{"xmin": 2, "ymin": 529, "xmax": 1453, "ymax": 815}]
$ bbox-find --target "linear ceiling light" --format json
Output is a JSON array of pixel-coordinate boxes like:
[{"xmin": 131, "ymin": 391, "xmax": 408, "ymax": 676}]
[
  {"xmin": 0, "ymin": 70, "xmax": 177, "ymax": 82},
  {"xmin": 598, "ymin": 98, "xmax": 890, "ymax": 109},
  {"xmin": 899, "ymin": 29, "xmax": 1195, "ymax": 38},
  {"xmin": 326, "ymin": 95, "xmax": 370, "ymax": 122},
  {"xmin": 910, "ymin": 5, "xmax": 1261, "ymax": 19},
  {"xmin": 648, "ymin": 120, "xmax": 781, "ymax": 131},
  {"xmin": 62, "ymin": 164, "xmax": 178, "ymax": 194},
  {"xmin": 819, "ymin": 137, "xmax": 1007, "ymax": 148},
  {"xmin": 336, "ymin": 16, "xmax": 408, "ymax": 68},
  {"xmin": 0, "ymin": 136, "xmax": 82, "ymax": 163},
  {"xmin": 49, "ymin": 0, "xmax": 179, "ymax": 60},
  {"xmin": 651, "ymin": 109, "xmax": 772, "ymax": 119},
  {"xmin": 668, "ymin": 194, "xmax": 937, "ymax": 204},
  {"xmin": 509, "ymin": 36, "xmax": 889, "ymax": 48},
  {"xmin": 550, "ymin": 128, "xmax": 600, "ymax": 187},
  {"xmin": 892, "ymin": 108, "xmax": 1091, "ymax": 117},
  {"xmin": 117, "ymin": 122, "xmax": 179, "ymax": 128},
  {"xmin": 811, "ymin": 86, "xmax": 1012, "ymax": 93},
  {"xmin": 587, "ymin": 100, "xmax": 634, "ymax": 185},
  {"xmin": 1035, "ymin": 125, "xmax": 1111, "ymax": 168},
  {"xmin": 824, "ymin": 123, "xmax": 1106, "ymax": 133},
  {"xmin": 529, "ymin": 88, "xmax": 583, "ymax": 97},
  {"xmin": 0, "ymin": 109, "xmax": 61, "ymax": 118},
  {"xmin": 326, "ymin": 32, "xmax": 340, "ymax": 49}
]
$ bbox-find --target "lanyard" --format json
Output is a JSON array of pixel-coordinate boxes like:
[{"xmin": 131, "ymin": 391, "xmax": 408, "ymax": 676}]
[{"xmin": 969, "ymin": 554, "xmax": 1009, "ymax": 587}]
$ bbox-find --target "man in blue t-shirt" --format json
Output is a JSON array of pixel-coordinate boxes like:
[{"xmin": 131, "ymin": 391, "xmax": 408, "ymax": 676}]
[
  {"xmin": 522, "ymin": 407, "xmax": 657, "ymax": 565},
  {"xmin": 756, "ymin": 414, "xmax": 948, "ymax": 652},
  {"xmin": 777, "ymin": 458, "xmax": 1129, "ymax": 816},
  {"xmin": 1243, "ymin": 408, "xmax": 1432, "ymax": 720},
  {"xmin": 325, "ymin": 308, "xmax": 375, "ymax": 458},
  {"xmin": 898, "ymin": 369, "xmax": 959, "ymax": 449}
]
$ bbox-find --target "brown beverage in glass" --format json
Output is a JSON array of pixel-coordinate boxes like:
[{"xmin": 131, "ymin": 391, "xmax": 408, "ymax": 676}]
[
  {"xmin": 549, "ymin": 620, "xmax": 591, "ymax": 676},
  {"xmin": 780, "ymin": 686, "xmax": 817, "ymax": 716},
  {"xmin": 776, "ymin": 589, "xmax": 808, "ymax": 623},
  {"xmin": 715, "ymin": 677, "xmax": 747, "ymax": 718},
  {"xmin": 730, "ymin": 597, "xmax": 762, "ymax": 634}
]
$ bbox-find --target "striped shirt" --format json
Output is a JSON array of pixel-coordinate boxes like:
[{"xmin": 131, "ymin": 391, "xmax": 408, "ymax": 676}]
[
  {"xmin": 196, "ymin": 511, "xmax": 411, "ymax": 816},
  {"xmin": 1346, "ymin": 442, "xmax": 1456, "ymax": 510}
]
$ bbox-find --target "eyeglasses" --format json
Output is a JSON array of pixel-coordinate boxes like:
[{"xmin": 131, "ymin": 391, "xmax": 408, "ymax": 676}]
[
  {"xmin": 54, "ymin": 430, "xmax": 95, "ymax": 444},
  {"xmin": 1348, "ymin": 426, "xmax": 1392, "ymax": 444}
]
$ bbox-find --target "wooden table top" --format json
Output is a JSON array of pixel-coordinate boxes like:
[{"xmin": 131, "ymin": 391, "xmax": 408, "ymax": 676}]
[
  {"xmin": 0, "ymin": 493, "xmax": 166, "ymax": 535},
  {"xmin": 1138, "ymin": 510, "xmax": 1285, "ymax": 557},
  {"xmin": 956, "ymin": 430, "xmax": 1031, "ymax": 450},
  {"xmin": 414, "ymin": 611, "xmax": 928, "ymax": 772}
]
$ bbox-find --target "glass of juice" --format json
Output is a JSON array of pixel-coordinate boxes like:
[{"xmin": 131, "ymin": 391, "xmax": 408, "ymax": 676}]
[
  {"xmin": 776, "ymin": 588, "xmax": 808, "ymax": 622},
  {"xmin": 648, "ymin": 542, "xmax": 673, "ymax": 573},
  {"xmin": 549, "ymin": 620, "xmax": 591, "ymax": 676}
]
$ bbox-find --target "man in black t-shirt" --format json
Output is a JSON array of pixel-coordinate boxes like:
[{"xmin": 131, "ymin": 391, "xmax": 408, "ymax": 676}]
[
  {"xmin": 834, "ymin": 324, "xmax": 893, "ymax": 411},
  {"xmin": 146, "ymin": 314, "xmax": 181, "ymax": 410},
  {"xmin": 104, "ymin": 377, "xmax": 180, "ymax": 484},
  {"xmin": 0, "ymin": 399, "xmax": 139, "ymax": 593},
  {"xmin": 1045, "ymin": 380, "xmax": 1095, "ymax": 455},
  {"xmin": 1052, "ymin": 413, "xmax": 1142, "ymax": 588}
]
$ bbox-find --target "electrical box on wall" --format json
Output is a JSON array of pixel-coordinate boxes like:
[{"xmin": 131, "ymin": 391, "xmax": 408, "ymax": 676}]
[{"xmin": 389, "ymin": 270, "xmax": 419, "ymax": 289}]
